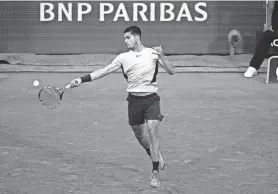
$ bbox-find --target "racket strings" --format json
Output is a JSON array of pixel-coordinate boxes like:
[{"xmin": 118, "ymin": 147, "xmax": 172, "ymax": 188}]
[{"xmin": 39, "ymin": 88, "xmax": 61, "ymax": 108}]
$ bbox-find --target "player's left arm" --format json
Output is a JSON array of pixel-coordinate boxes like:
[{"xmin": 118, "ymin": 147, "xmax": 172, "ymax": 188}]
[
  {"xmin": 153, "ymin": 47, "xmax": 175, "ymax": 75},
  {"xmin": 157, "ymin": 55, "xmax": 175, "ymax": 75}
]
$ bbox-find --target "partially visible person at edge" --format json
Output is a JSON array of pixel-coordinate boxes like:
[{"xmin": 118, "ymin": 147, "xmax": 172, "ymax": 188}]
[{"xmin": 244, "ymin": 0, "xmax": 278, "ymax": 78}]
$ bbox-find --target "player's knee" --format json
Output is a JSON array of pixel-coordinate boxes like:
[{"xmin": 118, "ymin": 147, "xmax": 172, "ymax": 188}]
[
  {"xmin": 131, "ymin": 125, "xmax": 144, "ymax": 139},
  {"xmin": 146, "ymin": 120, "xmax": 159, "ymax": 137}
]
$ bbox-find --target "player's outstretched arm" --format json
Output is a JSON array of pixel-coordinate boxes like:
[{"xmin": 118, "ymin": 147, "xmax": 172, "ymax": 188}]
[
  {"xmin": 70, "ymin": 62, "xmax": 122, "ymax": 87},
  {"xmin": 152, "ymin": 46, "xmax": 175, "ymax": 75},
  {"xmin": 86, "ymin": 62, "xmax": 121, "ymax": 81}
]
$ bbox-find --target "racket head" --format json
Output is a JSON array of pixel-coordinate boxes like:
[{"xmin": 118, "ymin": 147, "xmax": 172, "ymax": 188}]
[{"xmin": 38, "ymin": 86, "xmax": 64, "ymax": 109}]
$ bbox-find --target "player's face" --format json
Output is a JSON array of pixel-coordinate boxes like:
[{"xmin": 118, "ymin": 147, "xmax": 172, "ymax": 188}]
[{"xmin": 124, "ymin": 32, "xmax": 139, "ymax": 49}]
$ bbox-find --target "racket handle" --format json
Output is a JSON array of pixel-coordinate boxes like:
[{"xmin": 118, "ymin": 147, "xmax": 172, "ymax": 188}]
[
  {"xmin": 65, "ymin": 80, "xmax": 79, "ymax": 90},
  {"xmin": 65, "ymin": 84, "xmax": 71, "ymax": 90},
  {"xmin": 65, "ymin": 84, "xmax": 72, "ymax": 90}
]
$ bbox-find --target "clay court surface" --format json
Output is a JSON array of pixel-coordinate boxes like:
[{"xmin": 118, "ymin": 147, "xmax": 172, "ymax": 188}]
[{"xmin": 0, "ymin": 72, "xmax": 278, "ymax": 194}]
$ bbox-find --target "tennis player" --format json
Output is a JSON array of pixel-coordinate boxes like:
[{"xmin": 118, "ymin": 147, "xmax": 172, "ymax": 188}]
[{"xmin": 69, "ymin": 26, "xmax": 175, "ymax": 188}]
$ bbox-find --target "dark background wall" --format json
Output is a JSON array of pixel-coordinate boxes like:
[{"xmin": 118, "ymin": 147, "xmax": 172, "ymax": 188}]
[{"xmin": 0, "ymin": 1, "xmax": 265, "ymax": 55}]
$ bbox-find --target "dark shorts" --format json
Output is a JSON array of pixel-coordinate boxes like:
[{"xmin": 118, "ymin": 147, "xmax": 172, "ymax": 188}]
[{"xmin": 126, "ymin": 93, "xmax": 164, "ymax": 126}]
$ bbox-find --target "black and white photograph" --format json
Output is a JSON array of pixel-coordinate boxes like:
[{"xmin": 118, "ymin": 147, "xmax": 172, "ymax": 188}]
[{"xmin": 0, "ymin": 0, "xmax": 278, "ymax": 193}]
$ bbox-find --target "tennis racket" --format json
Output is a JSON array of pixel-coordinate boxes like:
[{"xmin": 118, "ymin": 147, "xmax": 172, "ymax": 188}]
[{"xmin": 38, "ymin": 81, "xmax": 77, "ymax": 109}]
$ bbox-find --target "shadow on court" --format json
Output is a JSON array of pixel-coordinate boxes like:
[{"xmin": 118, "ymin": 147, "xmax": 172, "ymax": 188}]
[{"xmin": 0, "ymin": 73, "xmax": 278, "ymax": 194}]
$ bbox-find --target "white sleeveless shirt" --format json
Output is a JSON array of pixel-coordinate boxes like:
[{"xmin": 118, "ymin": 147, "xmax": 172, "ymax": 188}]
[{"xmin": 111, "ymin": 48, "xmax": 159, "ymax": 93}]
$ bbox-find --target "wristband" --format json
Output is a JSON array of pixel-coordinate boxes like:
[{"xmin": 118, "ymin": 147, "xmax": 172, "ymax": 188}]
[{"xmin": 80, "ymin": 74, "xmax": 92, "ymax": 83}]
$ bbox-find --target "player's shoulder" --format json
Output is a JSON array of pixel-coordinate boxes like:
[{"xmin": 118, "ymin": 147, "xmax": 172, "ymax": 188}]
[
  {"xmin": 113, "ymin": 52, "xmax": 127, "ymax": 61},
  {"xmin": 117, "ymin": 51, "xmax": 131, "ymax": 58},
  {"xmin": 145, "ymin": 47, "xmax": 158, "ymax": 56},
  {"xmin": 113, "ymin": 51, "xmax": 133, "ymax": 65},
  {"xmin": 145, "ymin": 47, "xmax": 159, "ymax": 59},
  {"xmin": 145, "ymin": 47, "xmax": 155, "ymax": 52}
]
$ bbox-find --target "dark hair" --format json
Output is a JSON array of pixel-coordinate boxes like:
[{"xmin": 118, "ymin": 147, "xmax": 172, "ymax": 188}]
[{"xmin": 124, "ymin": 26, "xmax": 141, "ymax": 38}]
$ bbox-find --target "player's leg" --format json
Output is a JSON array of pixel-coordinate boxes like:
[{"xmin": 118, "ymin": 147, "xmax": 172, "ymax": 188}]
[
  {"xmin": 131, "ymin": 123, "xmax": 164, "ymax": 163},
  {"xmin": 144, "ymin": 94, "xmax": 165, "ymax": 168},
  {"xmin": 146, "ymin": 120, "xmax": 161, "ymax": 188},
  {"xmin": 144, "ymin": 93, "xmax": 164, "ymax": 188},
  {"xmin": 127, "ymin": 94, "xmax": 151, "ymax": 157},
  {"xmin": 245, "ymin": 30, "xmax": 277, "ymax": 78},
  {"xmin": 131, "ymin": 124, "xmax": 151, "ymax": 157}
]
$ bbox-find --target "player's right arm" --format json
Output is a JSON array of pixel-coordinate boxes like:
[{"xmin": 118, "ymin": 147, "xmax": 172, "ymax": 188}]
[{"xmin": 70, "ymin": 55, "xmax": 123, "ymax": 87}]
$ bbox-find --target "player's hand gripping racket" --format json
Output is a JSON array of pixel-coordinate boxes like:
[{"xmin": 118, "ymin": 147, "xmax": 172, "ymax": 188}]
[{"xmin": 38, "ymin": 80, "xmax": 78, "ymax": 109}]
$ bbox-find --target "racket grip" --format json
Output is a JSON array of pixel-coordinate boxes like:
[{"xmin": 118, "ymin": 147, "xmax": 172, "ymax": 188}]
[
  {"xmin": 65, "ymin": 80, "xmax": 79, "ymax": 90},
  {"xmin": 65, "ymin": 83, "xmax": 73, "ymax": 90}
]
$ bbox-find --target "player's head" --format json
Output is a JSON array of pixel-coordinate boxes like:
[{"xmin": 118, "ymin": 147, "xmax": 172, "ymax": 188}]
[{"xmin": 124, "ymin": 26, "xmax": 141, "ymax": 49}]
